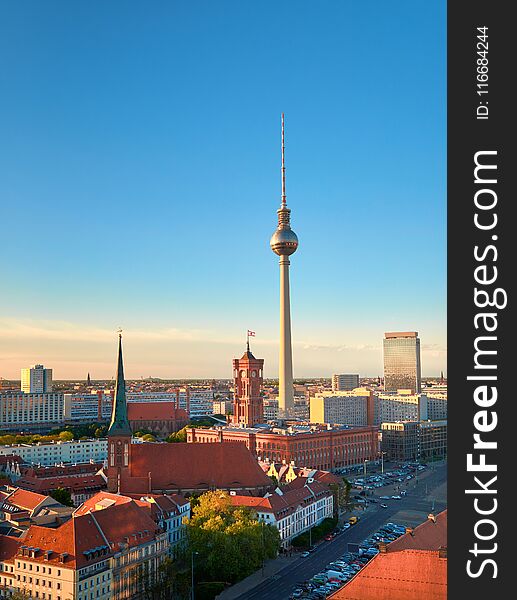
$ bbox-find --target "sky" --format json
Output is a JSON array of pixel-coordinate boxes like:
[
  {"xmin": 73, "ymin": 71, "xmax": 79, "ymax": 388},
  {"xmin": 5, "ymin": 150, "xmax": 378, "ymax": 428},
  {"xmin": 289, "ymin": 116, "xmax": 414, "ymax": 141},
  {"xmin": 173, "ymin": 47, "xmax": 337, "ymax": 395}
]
[{"xmin": 0, "ymin": 0, "xmax": 446, "ymax": 380}]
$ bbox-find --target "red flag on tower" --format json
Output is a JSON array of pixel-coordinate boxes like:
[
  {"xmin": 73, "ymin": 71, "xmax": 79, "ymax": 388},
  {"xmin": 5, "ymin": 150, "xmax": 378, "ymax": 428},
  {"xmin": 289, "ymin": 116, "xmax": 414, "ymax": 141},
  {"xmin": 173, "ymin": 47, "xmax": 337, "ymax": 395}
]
[{"xmin": 247, "ymin": 330, "xmax": 256, "ymax": 337}]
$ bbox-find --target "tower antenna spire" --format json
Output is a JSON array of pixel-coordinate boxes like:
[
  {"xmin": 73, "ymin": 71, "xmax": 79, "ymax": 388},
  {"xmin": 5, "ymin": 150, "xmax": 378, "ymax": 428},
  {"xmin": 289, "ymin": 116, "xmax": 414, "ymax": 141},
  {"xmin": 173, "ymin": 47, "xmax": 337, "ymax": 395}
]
[{"xmin": 281, "ymin": 113, "xmax": 286, "ymax": 207}]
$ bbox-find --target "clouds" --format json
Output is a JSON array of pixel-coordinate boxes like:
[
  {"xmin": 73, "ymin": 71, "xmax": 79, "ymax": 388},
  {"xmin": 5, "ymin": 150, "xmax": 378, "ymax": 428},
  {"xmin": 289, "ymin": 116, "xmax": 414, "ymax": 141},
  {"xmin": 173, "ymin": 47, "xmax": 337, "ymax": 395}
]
[{"xmin": 0, "ymin": 317, "xmax": 447, "ymax": 379}]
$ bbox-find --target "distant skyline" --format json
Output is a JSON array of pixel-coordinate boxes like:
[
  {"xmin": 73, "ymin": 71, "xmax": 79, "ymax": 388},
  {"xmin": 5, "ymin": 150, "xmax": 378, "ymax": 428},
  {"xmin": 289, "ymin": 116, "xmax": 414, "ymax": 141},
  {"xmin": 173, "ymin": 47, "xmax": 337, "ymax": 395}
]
[{"xmin": 0, "ymin": 1, "xmax": 446, "ymax": 379}]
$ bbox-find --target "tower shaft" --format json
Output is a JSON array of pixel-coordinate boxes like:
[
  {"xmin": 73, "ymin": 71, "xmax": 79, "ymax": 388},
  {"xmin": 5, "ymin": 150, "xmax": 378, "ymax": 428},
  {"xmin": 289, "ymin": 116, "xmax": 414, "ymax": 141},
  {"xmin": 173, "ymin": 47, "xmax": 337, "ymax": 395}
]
[{"xmin": 278, "ymin": 256, "xmax": 294, "ymax": 417}]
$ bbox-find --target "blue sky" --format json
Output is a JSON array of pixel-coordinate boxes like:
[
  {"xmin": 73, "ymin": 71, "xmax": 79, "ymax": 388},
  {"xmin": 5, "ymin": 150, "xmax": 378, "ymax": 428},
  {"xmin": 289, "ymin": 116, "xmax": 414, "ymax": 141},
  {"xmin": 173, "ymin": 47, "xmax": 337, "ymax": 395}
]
[{"xmin": 0, "ymin": 1, "xmax": 446, "ymax": 379}]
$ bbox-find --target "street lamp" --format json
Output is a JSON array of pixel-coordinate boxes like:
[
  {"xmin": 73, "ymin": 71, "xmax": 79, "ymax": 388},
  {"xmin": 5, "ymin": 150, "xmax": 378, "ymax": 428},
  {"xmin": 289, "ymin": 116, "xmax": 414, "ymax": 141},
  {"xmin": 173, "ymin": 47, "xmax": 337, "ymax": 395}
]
[{"xmin": 191, "ymin": 551, "xmax": 199, "ymax": 600}]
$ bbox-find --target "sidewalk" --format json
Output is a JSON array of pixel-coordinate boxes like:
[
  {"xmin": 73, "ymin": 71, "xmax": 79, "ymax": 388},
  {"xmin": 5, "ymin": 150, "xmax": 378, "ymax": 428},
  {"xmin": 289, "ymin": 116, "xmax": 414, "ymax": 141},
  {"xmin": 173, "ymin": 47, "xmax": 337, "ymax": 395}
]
[{"xmin": 215, "ymin": 553, "xmax": 299, "ymax": 599}]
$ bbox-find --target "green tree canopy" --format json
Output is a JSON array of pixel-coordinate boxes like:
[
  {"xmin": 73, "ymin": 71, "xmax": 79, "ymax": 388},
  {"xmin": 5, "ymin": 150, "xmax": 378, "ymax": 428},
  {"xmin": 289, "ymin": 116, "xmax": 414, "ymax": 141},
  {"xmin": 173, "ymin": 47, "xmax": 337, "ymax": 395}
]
[
  {"xmin": 185, "ymin": 490, "xmax": 280, "ymax": 584},
  {"xmin": 166, "ymin": 426, "xmax": 188, "ymax": 443},
  {"xmin": 50, "ymin": 487, "xmax": 74, "ymax": 507}
]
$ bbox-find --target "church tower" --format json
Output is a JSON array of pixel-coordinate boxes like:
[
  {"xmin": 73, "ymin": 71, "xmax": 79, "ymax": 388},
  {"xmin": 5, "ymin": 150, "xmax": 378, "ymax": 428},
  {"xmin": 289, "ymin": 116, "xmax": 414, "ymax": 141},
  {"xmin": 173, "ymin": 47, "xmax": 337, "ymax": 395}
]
[
  {"xmin": 232, "ymin": 342, "xmax": 264, "ymax": 427},
  {"xmin": 106, "ymin": 333, "xmax": 133, "ymax": 493}
]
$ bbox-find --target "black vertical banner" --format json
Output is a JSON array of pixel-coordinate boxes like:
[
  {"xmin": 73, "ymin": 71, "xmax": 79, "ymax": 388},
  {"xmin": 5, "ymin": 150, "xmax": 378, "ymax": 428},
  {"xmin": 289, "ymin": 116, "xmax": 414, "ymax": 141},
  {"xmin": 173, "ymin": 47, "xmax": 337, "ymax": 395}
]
[{"xmin": 448, "ymin": 1, "xmax": 513, "ymax": 598}]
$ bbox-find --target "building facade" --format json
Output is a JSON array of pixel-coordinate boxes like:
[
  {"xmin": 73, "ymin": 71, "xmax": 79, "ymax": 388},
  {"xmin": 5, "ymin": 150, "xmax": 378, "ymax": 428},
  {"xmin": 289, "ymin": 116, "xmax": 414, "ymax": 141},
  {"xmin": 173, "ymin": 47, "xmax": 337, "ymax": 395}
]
[
  {"xmin": 64, "ymin": 392, "xmax": 113, "ymax": 423},
  {"xmin": 187, "ymin": 425, "xmax": 379, "ymax": 472},
  {"xmin": 426, "ymin": 393, "xmax": 448, "ymax": 420},
  {"xmin": 383, "ymin": 332, "xmax": 421, "ymax": 393},
  {"xmin": 0, "ymin": 393, "xmax": 64, "ymax": 431},
  {"xmin": 380, "ymin": 420, "xmax": 447, "ymax": 461},
  {"xmin": 331, "ymin": 374, "xmax": 360, "ymax": 392},
  {"xmin": 127, "ymin": 389, "xmax": 214, "ymax": 419},
  {"xmin": 375, "ymin": 391, "xmax": 428, "ymax": 425},
  {"xmin": 310, "ymin": 388, "xmax": 374, "ymax": 426},
  {"xmin": 126, "ymin": 402, "xmax": 189, "ymax": 436},
  {"xmin": 21, "ymin": 365, "xmax": 53, "ymax": 394},
  {"xmin": 0, "ymin": 496, "xmax": 168, "ymax": 600},
  {"xmin": 230, "ymin": 479, "xmax": 333, "ymax": 548},
  {"xmin": 0, "ymin": 440, "xmax": 108, "ymax": 466}
]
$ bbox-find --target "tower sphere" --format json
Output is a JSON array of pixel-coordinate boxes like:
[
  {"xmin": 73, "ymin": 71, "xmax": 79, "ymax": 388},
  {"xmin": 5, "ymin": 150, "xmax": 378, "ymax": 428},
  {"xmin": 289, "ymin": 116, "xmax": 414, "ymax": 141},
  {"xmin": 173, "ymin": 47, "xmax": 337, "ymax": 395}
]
[{"xmin": 270, "ymin": 226, "xmax": 299, "ymax": 256}]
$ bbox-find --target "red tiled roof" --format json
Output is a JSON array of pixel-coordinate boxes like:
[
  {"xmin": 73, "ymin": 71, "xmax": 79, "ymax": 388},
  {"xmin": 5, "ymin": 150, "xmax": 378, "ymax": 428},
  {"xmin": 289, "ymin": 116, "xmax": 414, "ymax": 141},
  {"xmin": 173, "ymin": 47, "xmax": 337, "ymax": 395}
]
[
  {"xmin": 21, "ymin": 500, "xmax": 160, "ymax": 569},
  {"xmin": 123, "ymin": 442, "xmax": 272, "ymax": 493},
  {"xmin": 329, "ymin": 510, "xmax": 448, "ymax": 600},
  {"xmin": 22, "ymin": 462, "xmax": 103, "ymax": 478},
  {"xmin": 230, "ymin": 481, "xmax": 331, "ymax": 520},
  {"xmin": 0, "ymin": 535, "xmax": 22, "ymax": 562},
  {"xmin": 73, "ymin": 491, "xmax": 133, "ymax": 515},
  {"xmin": 127, "ymin": 401, "xmax": 189, "ymax": 422},
  {"xmin": 387, "ymin": 510, "xmax": 447, "ymax": 552},
  {"xmin": 329, "ymin": 550, "xmax": 447, "ymax": 600},
  {"xmin": 2, "ymin": 488, "xmax": 48, "ymax": 512},
  {"xmin": 17, "ymin": 474, "xmax": 105, "ymax": 494}
]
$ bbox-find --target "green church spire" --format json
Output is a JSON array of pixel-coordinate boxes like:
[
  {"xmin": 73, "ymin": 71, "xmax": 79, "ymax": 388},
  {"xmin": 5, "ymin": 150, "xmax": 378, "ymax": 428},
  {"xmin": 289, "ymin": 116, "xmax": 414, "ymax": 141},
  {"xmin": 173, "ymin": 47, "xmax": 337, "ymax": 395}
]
[{"xmin": 107, "ymin": 332, "xmax": 133, "ymax": 437}]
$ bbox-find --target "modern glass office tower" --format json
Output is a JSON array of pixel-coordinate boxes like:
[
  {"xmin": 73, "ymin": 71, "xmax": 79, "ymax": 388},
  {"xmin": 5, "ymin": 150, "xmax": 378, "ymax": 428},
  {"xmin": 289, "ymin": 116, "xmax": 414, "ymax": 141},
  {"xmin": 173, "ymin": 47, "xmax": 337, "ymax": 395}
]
[{"xmin": 383, "ymin": 332, "xmax": 422, "ymax": 393}]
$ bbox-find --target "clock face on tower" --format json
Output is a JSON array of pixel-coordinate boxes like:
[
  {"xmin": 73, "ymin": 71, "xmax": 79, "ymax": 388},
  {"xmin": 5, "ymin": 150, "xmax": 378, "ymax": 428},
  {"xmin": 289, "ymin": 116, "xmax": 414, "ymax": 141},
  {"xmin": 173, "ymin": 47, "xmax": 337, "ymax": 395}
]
[
  {"xmin": 251, "ymin": 370, "xmax": 257, "ymax": 377},
  {"xmin": 240, "ymin": 370, "xmax": 246, "ymax": 378}
]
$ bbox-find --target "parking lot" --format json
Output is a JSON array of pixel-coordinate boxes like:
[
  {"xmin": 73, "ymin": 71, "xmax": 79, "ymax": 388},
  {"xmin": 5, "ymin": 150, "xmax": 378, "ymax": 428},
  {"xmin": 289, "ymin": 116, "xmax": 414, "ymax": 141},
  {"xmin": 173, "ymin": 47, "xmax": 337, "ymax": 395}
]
[{"xmin": 230, "ymin": 461, "xmax": 447, "ymax": 600}]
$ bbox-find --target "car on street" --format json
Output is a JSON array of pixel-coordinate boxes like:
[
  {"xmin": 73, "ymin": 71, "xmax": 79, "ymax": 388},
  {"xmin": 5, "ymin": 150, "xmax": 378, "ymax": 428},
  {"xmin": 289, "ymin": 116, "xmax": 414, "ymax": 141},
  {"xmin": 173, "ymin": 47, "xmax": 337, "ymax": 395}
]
[
  {"xmin": 381, "ymin": 503, "xmax": 388, "ymax": 508},
  {"xmin": 300, "ymin": 551, "xmax": 310, "ymax": 558}
]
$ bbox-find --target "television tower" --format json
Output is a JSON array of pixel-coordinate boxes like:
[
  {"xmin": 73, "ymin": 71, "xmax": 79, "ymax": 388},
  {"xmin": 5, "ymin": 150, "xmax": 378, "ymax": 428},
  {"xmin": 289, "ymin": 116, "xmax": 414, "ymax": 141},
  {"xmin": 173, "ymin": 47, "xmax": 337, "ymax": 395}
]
[{"xmin": 270, "ymin": 114, "xmax": 298, "ymax": 419}]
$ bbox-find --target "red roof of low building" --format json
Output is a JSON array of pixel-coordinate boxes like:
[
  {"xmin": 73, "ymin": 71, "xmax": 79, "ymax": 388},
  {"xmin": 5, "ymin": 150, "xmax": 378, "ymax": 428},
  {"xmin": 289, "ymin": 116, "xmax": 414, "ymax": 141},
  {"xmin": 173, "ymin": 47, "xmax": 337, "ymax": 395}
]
[
  {"xmin": 230, "ymin": 480, "xmax": 331, "ymax": 520},
  {"xmin": 329, "ymin": 510, "xmax": 447, "ymax": 600},
  {"xmin": 1, "ymin": 488, "xmax": 48, "ymax": 512},
  {"xmin": 0, "ymin": 535, "xmax": 22, "ymax": 563},
  {"xmin": 17, "ymin": 474, "xmax": 105, "ymax": 495},
  {"xmin": 387, "ymin": 510, "xmax": 447, "ymax": 552},
  {"xmin": 74, "ymin": 491, "xmax": 133, "ymax": 515},
  {"xmin": 19, "ymin": 500, "xmax": 160, "ymax": 569},
  {"xmin": 122, "ymin": 442, "xmax": 272, "ymax": 493},
  {"xmin": 329, "ymin": 549, "xmax": 447, "ymax": 600},
  {"xmin": 21, "ymin": 462, "xmax": 103, "ymax": 479},
  {"xmin": 127, "ymin": 401, "xmax": 188, "ymax": 422}
]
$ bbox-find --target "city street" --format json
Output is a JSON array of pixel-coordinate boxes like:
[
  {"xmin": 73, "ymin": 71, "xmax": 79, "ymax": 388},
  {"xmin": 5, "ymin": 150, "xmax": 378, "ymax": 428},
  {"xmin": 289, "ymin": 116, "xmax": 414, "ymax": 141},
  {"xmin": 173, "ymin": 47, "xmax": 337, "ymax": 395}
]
[{"xmin": 231, "ymin": 462, "xmax": 447, "ymax": 600}]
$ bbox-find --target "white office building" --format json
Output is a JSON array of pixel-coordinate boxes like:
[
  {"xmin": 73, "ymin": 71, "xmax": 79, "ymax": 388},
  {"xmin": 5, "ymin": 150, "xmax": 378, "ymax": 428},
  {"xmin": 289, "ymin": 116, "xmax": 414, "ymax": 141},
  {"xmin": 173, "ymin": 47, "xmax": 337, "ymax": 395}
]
[
  {"xmin": 310, "ymin": 388, "xmax": 372, "ymax": 426},
  {"xmin": 0, "ymin": 439, "xmax": 108, "ymax": 466},
  {"xmin": 331, "ymin": 374, "xmax": 360, "ymax": 392},
  {"xmin": 0, "ymin": 393, "xmax": 63, "ymax": 430},
  {"xmin": 20, "ymin": 364, "xmax": 53, "ymax": 393},
  {"xmin": 375, "ymin": 391, "xmax": 428, "ymax": 425}
]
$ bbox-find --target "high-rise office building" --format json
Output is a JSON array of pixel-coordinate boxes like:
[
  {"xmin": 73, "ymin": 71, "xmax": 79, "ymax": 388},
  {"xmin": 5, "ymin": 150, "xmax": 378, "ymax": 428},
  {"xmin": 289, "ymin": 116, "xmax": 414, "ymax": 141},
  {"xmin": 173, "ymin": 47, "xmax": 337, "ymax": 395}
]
[
  {"xmin": 20, "ymin": 364, "xmax": 53, "ymax": 393},
  {"xmin": 270, "ymin": 114, "xmax": 299, "ymax": 418},
  {"xmin": 383, "ymin": 332, "xmax": 422, "ymax": 393},
  {"xmin": 332, "ymin": 373, "xmax": 360, "ymax": 391}
]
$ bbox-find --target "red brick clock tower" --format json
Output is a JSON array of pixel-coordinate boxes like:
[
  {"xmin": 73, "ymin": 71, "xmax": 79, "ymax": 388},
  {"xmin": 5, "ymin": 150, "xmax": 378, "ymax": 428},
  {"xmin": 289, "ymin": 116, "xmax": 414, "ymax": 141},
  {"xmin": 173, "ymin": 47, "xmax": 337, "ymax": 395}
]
[{"xmin": 232, "ymin": 343, "xmax": 265, "ymax": 427}]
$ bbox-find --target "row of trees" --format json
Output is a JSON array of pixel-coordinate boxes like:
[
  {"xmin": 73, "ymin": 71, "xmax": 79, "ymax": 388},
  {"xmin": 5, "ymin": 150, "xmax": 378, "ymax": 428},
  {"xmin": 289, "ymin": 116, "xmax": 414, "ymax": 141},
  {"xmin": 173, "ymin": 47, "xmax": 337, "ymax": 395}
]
[{"xmin": 0, "ymin": 423, "xmax": 109, "ymax": 446}]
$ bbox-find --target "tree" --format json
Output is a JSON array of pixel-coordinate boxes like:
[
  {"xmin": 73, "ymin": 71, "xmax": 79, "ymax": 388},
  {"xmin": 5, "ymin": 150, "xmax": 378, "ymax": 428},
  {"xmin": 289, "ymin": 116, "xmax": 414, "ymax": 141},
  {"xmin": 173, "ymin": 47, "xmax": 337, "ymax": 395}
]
[
  {"xmin": 185, "ymin": 491, "xmax": 280, "ymax": 584},
  {"xmin": 58, "ymin": 431, "xmax": 74, "ymax": 442},
  {"xmin": 166, "ymin": 427, "xmax": 188, "ymax": 443},
  {"xmin": 50, "ymin": 487, "xmax": 74, "ymax": 507},
  {"xmin": 94, "ymin": 426, "xmax": 107, "ymax": 438}
]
